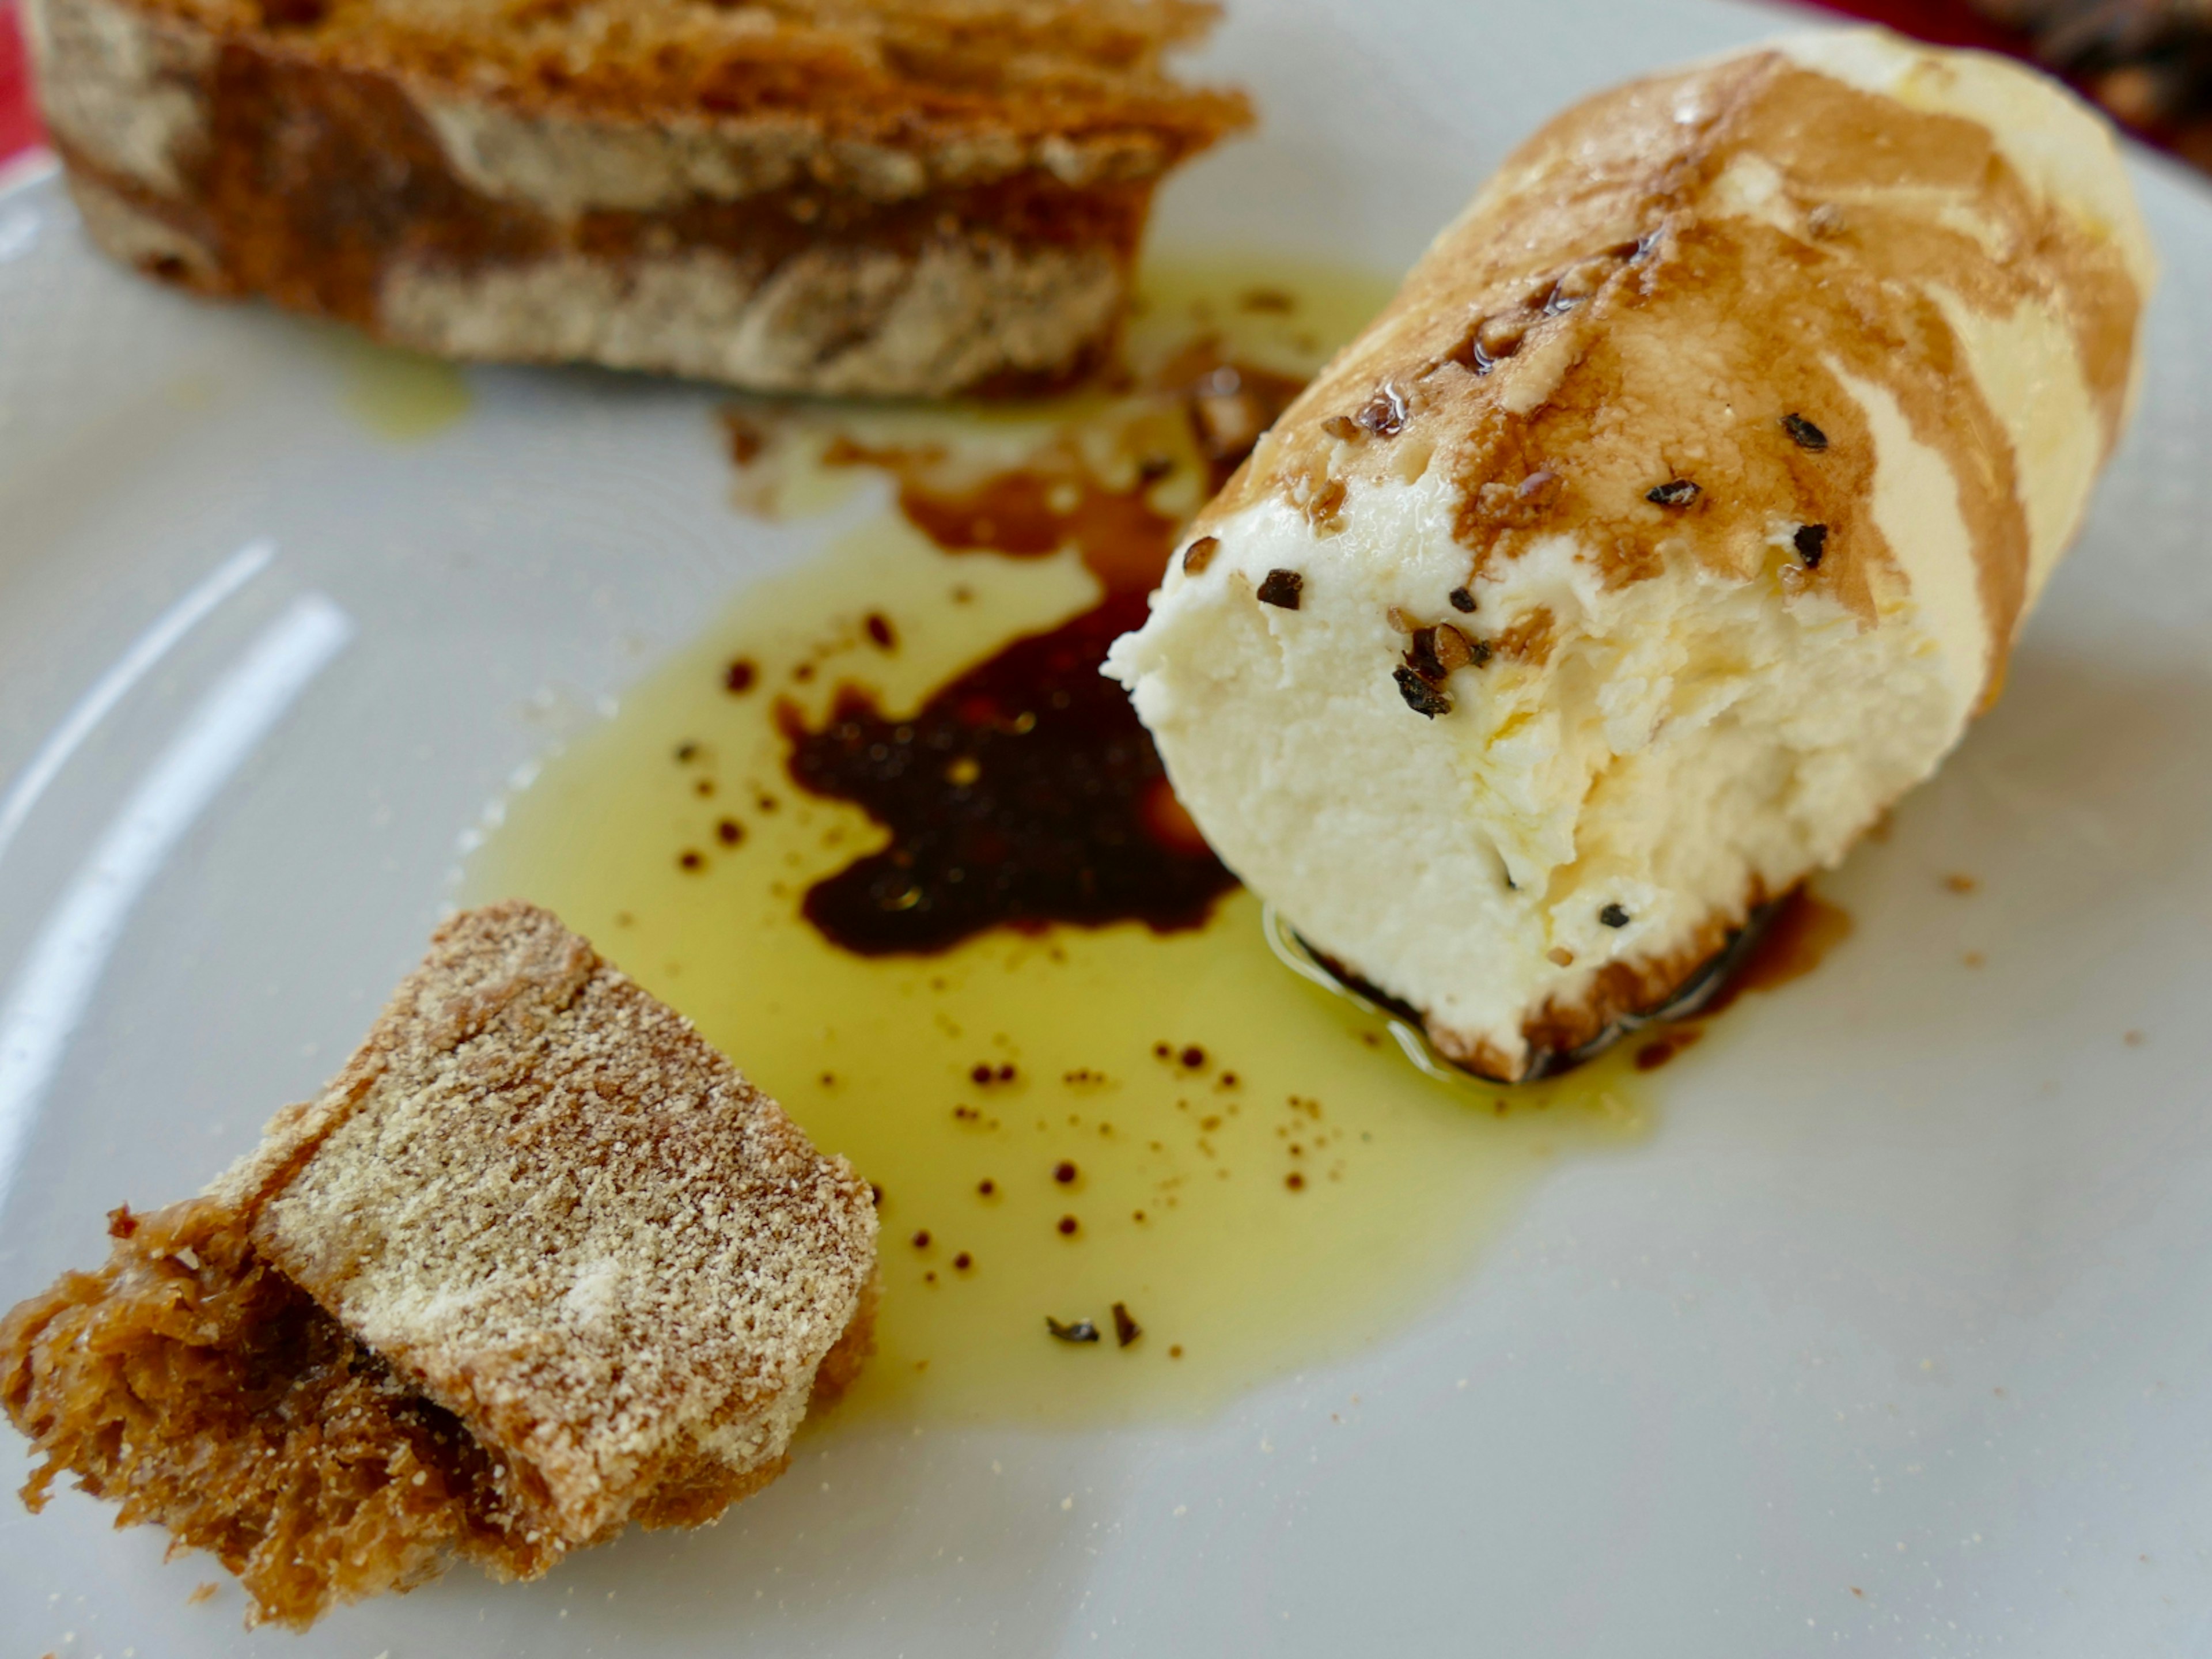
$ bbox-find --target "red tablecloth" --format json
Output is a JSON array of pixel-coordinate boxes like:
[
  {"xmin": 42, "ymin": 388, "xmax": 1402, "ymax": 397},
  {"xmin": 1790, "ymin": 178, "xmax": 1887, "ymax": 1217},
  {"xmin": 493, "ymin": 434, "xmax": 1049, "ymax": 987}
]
[{"xmin": 0, "ymin": 0, "xmax": 2063, "ymax": 172}]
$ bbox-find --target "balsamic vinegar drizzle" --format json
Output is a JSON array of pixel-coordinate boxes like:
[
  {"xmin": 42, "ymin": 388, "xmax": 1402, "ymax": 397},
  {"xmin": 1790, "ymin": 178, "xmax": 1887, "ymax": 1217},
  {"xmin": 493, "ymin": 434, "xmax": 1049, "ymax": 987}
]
[
  {"xmin": 772, "ymin": 329, "xmax": 1301, "ymax": 956},
  {"xmin": 784, "ymin": 593, "xmax": 1235, "ymax": 955}
]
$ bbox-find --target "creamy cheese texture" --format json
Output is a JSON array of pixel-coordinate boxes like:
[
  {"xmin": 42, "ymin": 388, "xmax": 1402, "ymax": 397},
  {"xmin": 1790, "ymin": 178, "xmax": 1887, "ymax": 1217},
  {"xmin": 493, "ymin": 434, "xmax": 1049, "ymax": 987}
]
[{"xmin": 1107, "ymin": 30, "xmax": 2153, "ymax": 1081}]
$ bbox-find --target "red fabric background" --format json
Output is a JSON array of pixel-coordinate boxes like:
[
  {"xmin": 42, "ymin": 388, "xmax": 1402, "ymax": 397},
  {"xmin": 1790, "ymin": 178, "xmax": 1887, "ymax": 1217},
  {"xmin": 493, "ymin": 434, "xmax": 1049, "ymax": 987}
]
[
  {"xmin": 1795, "ymin": 0, "xmax": 2020, "ymax": 50},
  {"xmin": 1, "ymin": 0, "xmax": 41, "ymax": 166},
  {"xmin": 0, "ymin": 0, "xmax": 2052, "ymax": 171}
]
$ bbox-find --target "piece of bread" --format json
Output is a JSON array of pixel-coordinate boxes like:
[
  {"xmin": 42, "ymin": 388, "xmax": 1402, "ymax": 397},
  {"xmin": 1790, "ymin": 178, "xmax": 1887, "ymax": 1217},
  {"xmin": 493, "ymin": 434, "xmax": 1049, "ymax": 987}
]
[
  {"xmin": 1, "ymin": 900, "xmax": 878, "ymax": 1628},
  {"xmin": 23, "ymin": 0, "xmax": 1249, "ymax": 395},
  {"xmin": 1108, "ymin": 30, "xmax": 2153, "ymax": 1081}
]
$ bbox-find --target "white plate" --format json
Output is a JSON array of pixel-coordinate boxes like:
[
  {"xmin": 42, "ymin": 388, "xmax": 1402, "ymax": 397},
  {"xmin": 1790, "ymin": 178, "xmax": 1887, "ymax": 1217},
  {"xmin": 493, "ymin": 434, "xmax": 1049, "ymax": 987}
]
[{"xmin": 7, "ymin": 2, "xmax": 2212, "ymax": 1653}]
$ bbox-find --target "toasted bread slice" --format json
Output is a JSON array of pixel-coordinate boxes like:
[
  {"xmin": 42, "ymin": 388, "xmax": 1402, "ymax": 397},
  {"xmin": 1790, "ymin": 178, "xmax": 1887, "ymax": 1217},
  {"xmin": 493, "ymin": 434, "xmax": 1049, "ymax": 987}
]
[
  {"xmin": 25, "ymin": 0, "xmax": 1251, "ymax": 394},
  {"xmin": 1, "ymin": 901, "xmax": 878, "ymax": 1628}
]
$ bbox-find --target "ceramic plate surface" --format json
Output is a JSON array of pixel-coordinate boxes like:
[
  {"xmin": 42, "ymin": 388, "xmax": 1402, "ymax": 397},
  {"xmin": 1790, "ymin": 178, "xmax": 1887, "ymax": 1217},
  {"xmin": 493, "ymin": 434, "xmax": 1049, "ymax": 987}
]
[{"xmin": 6, "ymin": 2, "xmax": 2212, "ymax": 1653}]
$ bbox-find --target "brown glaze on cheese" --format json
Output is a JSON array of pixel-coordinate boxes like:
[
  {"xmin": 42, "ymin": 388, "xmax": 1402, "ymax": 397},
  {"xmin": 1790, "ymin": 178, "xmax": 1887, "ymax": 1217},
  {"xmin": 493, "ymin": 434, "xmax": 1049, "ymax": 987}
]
[{"xmin": 1195, "ymin": 51, "xmax": 2145, "ymax": 699}]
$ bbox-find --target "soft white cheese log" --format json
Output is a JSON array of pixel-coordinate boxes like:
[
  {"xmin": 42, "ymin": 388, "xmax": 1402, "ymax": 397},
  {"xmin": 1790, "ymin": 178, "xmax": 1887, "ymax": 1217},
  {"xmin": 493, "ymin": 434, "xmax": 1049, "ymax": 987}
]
[{"xmin": 1108, "ymin": 30, "xmax": 2153, "ymax": 1082}]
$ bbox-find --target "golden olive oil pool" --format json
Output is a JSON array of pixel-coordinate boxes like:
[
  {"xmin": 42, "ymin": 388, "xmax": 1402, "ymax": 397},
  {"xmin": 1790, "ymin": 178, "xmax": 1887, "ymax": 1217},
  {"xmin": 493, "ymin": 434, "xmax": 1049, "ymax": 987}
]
[{"xmin": 462, "ymin": 262, "xmax": 1654, "ymax": 1426}]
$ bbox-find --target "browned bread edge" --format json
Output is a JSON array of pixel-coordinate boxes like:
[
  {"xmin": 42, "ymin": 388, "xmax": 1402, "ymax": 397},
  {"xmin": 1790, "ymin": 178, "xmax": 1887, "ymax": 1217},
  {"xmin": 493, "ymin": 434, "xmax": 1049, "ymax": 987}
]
[{"xmin": 28, "ymin": 0, "xmax": 1248, "ymax": 392}]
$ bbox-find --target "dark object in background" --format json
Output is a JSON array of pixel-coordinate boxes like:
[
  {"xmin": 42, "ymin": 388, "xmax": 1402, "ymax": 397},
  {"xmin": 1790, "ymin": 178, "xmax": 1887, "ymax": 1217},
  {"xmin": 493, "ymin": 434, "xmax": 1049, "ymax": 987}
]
[
  {"xmin": 1808, "ymin": 0, "xmax": 2211, "ymax": 172},
  {"xmin": 1970, "ymin": 0, "xmax": 2212, "ymax": 168}
]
